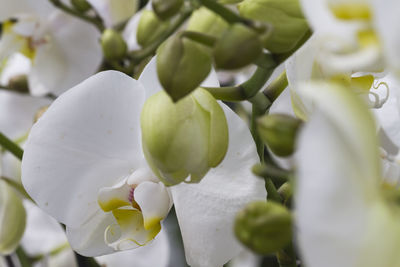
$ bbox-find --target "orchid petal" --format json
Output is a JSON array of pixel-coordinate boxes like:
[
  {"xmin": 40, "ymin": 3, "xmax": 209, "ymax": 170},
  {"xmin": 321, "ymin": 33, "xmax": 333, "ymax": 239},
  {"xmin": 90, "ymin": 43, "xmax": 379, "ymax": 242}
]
[
  {"xmin": 171, "ymin": 105, "xmax": 266, "ymax": 267},
  {"xmin": 372, "ymin": 0, "xmax": 400, "ymax": 72},
  {"xmin": 87, "ymin": 0, "xmax": 139, "ymax": 27},
  {"xmin": 105, "ymin": 208, "xmax": 161, "ymax": 251},
  {"xmin": 29, "ymin": 11, "xmax": 101, "ymax": 96},
  {"xmin": 295, "ymin": 82, "xmax": 384, "ymax": 267},
  {"xmin": 123, "ymin": 11, "xmax": 142, "ymax": 51},
  {"xmin": 22, "ymin": 71, "xmax": 146, "ymax": 229},
  {"xmin": 0, "ymin": 0, "xmax": 54, "ymax": 21},
  {"xmin": 21, "ymin": 201, "xmax": 71, "ymax": 256},
  {"xmin": 96, "ymin": 229, "xmax": 170, "ymax": 267},
  {"xmin": 66, "ymin": 210, "xmax": 116, "ymax": 256},
  {"xmin": 133, "ymin": 181, "xmax": 172, "ymax": 230}
]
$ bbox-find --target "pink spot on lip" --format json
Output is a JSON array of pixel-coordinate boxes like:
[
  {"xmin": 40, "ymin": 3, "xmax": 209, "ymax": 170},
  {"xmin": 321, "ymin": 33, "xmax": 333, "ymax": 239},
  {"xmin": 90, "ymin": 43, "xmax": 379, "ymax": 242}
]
[{"xmin": 128, "ymin": 187, "xmax": 135, "ymax": 203}]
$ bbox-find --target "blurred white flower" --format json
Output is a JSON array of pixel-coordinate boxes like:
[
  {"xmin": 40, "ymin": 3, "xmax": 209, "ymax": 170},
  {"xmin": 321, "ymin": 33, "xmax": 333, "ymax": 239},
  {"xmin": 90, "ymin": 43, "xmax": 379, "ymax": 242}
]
[
  {"xmin": 0, "ymin": 0, "xmax": 101, "ymax": 96},
  {"xmin": 295, "ymin": 81, "xmax": 400, "ymax": 267}
]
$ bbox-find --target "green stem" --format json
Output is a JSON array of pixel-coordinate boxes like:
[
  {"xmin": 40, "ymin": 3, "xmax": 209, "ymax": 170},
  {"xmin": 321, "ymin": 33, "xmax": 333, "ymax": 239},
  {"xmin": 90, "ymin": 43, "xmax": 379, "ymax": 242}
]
[
  {"xmin": 1, "ymin": 176, "xmax": 32, "ymax": 201},
  {"xmin": 128, "ymin": 8, "xmax": 193, "ymax": 63},
  {"xmin": 263, "ymin": 71, "xmax": 288, "ymax": 102},
  {"xmin": 265, "ymin": 178, "xmax": 282, "ymax": 203},
  {"xmin": 181, "ymin": 31, "xmax": 216, "ymax": 47},
  {"xmin": 48, "ymin": 0, "xmax": 105, "ymax": 32},
  {"xmin": 199, "ymin": 0, "xmax": 266, "ymax": 32},
  {"xmin": 277, "ymin": 244, "xmax": 297, "ymax": 267},
  {"xmin": 203, "ymin": 54, "xmax": 276, "ymax": 101},
  {"xmin": 252, "ymin": 162, "xmax": 291, "ymax": 184},
  {"xmin": 16, "ymin": 247, "xmax": 33, "ymax": 267},
  {"xmin": 0, "ymin": 132, "xmax": 23, "ymax": 160}
]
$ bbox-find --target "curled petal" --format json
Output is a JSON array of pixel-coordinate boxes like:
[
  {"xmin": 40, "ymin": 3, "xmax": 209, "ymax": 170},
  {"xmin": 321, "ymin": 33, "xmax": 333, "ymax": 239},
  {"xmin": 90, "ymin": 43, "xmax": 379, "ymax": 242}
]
[
  {"xmin": 134, "ymin": 181, "xmax": 172, "ymax": 230},
  {"xmin": 86, "ymin": 0, "xmax": 139, "ymax": 27},
  {"xmin": 105, "ymin": 208, "xmax": 161, "ymax": 250}
]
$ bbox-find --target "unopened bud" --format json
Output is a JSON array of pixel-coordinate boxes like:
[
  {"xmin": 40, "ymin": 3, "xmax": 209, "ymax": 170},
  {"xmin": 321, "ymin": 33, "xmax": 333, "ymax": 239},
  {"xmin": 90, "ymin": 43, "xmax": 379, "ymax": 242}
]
[
  {"xmin": 71, "ymin": 0, "xmax": 91, "ymax": 12},
  {"xmin": 157, "ymin": 34, "xmax": 212, "ymax": 101},
  {"xmin": 187, "ymin": 7, "xmax": 229, "ymax": 38},
  {"xmin": 238, "ymin": 0, "xmax": 309, "ymax": 53},
  {"xmin": 258, "ymin": 114, "xmax": 301, "ymax": 157},
  {"xmin": 101, "ymin": 29, "xmax": 127, "ymax": 61},
  {"xmin": 0, "ymin": 180, "xmax": 27, "ymax": 255},
  {"xmin": 8, "ymin": 75, "xmax": 29, "ymax": 93},
  {"xmin": 235, "ymin": 201, "xmax": 292, "ymax": 254},
  {"xmin": 213, "ymin": 23, "xmax": 262, "ymax": 70},
  {"xmin": 152, "ymin": 0, "xmax": 183, "ymax": 20},
  {"xmin": 141, "ymin": 88, "xmax": 228, "ymax": 186},
  {"xmin": 137, "ymin": 10, "xmax": 170, "ymax": 47}
]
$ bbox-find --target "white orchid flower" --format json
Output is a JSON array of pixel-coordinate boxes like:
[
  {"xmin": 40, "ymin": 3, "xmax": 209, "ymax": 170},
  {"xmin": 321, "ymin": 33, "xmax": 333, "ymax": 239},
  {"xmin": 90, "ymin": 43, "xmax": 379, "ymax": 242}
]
[
  {"xmin": 21, "ymin": 58, "xmax": 266, "ymax": 267},
  {"xmin": 0, "ymin": 0, "xmax": 102, "ymax": 96},
  {"xmin": 86, "ymin": 0, "xmax": 139, "ymax": 28},
  {"xmin": 295, "ymin": 81, "xmax": 400, "ymax": 267},
  {"xmin": 285, "ymin": 36, "xmax": 389, "ymax": 121},
  {"xmin": 300, "ymin": 0, "xmax": 384, "ymax": 75}
]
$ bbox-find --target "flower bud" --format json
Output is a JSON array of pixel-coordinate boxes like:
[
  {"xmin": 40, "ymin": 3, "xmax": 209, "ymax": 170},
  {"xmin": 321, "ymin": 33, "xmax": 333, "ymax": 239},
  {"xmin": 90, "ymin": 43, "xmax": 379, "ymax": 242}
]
[
  {"xmin": 137, "ymin": 10, "xmax": 170, "ymax": 47},
  {"xmin": 257, "ymin": 114, "xmax": 301, "ymax": 157},
  {"xmin": 101, "ymin": 29, "xmax": 127, "ymax": 61},
  {"xmin": 187, "ymin": 7, "xmax": 229, "ymax": 38},
  {"xmin": 8, "ymin": 75, "xmax": 29, "ymax": 93},
  {"xmin": 70, "ymin": 0, "xmax": 91, "ymax": 12},
  {"xmin": 238, "ymin": 0, "xmax": 309, "ymax": 53},
  {"xmin": 0, "ymin": 180, "xmax": 26, "ymax": 254},
  {"xmin": 213, "ymin": 23, "xmax": 262, "ymax": 70},
  {"xmin": 141, "ymin": 88, "xmax": 228, "ymax": 186},
  {"xmin": 152, "ymin": 0, "xmax": 183, "ymax": 20},
  {"xmin": 157, "ymin": 34, "xmax": 212, "ymax": 101},
  {"xmin": 235, "ymin": 201, "xmax": 292, "ymax": 254}
]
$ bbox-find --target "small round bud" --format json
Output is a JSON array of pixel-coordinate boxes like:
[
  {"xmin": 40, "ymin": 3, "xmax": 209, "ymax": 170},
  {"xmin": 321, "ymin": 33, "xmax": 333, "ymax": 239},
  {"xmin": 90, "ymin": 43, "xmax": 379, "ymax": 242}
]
[
  {"xmin": 187, "ymin": 7, "xmax": 229, "ymax": 38},
  {"xmin": 137, "ymin": 10, "xmax": 170, "ymax": 47},
  {"xmin": 141, "ymin": 88, "xmax": 228, "ymax": 186},
  {"xmin": 238, "ymin": 0, "xmax": 309, "ymax": 53},
  {"xmin": 235, "ymin": 201, "xmax": 292, "ymax": 254},
  {"xmin": 101, "ymin": 29, "xmax": 127, "ymax": 61},
  {"xmin": 70, "ymin": 0, "xmax": 91, "ymax": 12},
  {"xmin": 152, "ymin": 0, "xmax": 183, "ymax": 20},
  {"xmin": 0, "ymin": 180, "xmax": 27, "ymax": 255},
  {"xmin": 157, "ymin": 34, "xmax": 212, "ymax": 101},
  {"xmin": 213, "ymin": 23, "xmax": 262, "ymax": 70},
  {"xmin": 8, "ymin": 74, "xmax": 29, "ymax": 93},
  {"xmin": 257, "ymin": 114, "xmax": 301, "ymax": 157}
]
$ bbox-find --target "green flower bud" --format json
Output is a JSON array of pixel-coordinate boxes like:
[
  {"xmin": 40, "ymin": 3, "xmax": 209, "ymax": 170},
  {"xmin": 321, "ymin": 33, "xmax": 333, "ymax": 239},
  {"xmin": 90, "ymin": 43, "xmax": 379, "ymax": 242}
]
[
  {"xmin": 187, "ymin": 7, "xmax": 229, "ymax": 38},
  {"xmin": 8, "ymin": 74, "xmax": 29, "ymax": 93},
  {"xmin": 157, "ymin": 35, "xmax": 212, "ymax": 101},
  {"xmin": 257, "ymin": 114, "xmax": 301, "ymax": 157},
  {"xmin": 238, "ymin": 0, "xmax": 309, "ymax": 53},
  {"xmin": 101, "ymin": 29, "xmax": 127, "ymax": 61},
  {"xmin": 70, "ymin": 0, "xmax": 91, "ymax": 12},
  {"xmin": 0, "ymin": 180, "xmax": 26, "ymax": 255},
  {"xmin": 141, "ymin": 88, "xmax": 229, "ymax": 186},
  {"xmin": 235, "ymin": 201, "xmax": 292, "ymax": 254},
  {"xmin": 152, "ymin": 0, "xmax": 183, "ymax": 20},
  {"xmin": 137, "ymin": 10, "xmax": 170, "ymax": 47},
  {"xmin": 213, "ymin": 23, "xmax": 262, "ymax": 70}
]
